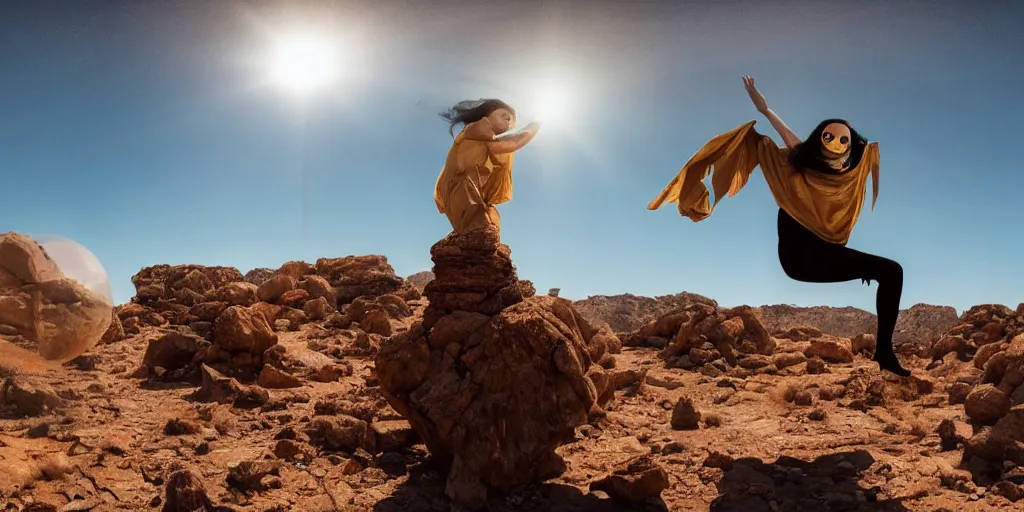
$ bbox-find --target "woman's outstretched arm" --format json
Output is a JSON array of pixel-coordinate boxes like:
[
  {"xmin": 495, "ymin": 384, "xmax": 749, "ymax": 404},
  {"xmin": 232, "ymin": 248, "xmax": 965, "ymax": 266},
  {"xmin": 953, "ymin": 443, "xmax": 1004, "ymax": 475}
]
[
  {"xmin": 743, "ymin": 75, "xmax": 801, "ymax": 149},
  {"xmin": 489, "ymin": 121, "xmax": 541, "ymax": 154}
]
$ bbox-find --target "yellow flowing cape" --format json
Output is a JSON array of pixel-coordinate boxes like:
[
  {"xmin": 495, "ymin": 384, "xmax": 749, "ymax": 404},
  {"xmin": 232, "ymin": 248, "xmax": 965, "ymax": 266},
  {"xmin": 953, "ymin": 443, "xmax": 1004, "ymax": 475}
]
[
  {"xmin": 647, "ymin": 120, "xmax": 880, "ymax": 245},
  {"xmin": 433, "ymin": 119, "xmax": 515, "ymax": 233}
]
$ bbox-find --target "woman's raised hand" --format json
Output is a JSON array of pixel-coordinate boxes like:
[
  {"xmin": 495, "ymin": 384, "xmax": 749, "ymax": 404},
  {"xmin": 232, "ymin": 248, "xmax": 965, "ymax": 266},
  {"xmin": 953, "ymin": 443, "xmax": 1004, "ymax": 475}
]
[{"xmin": 743, "ymin": 75, "xmax": 769, "ymax": 114}]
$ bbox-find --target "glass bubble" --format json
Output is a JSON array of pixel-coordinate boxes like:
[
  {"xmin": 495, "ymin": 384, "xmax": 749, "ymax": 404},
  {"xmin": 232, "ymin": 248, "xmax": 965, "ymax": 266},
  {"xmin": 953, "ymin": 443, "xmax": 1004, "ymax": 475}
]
[
  {"xmin": 0, "ymin": 232, "xmax": 113, "ymax": 367},
  {"xmin": 33, "ymin": 235, "xmax": 114, "ymax": 305}
]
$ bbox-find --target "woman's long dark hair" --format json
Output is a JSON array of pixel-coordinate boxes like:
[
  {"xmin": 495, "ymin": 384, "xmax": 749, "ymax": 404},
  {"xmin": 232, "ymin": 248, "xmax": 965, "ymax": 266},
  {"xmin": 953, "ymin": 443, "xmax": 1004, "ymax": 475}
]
[
  {"xmin": 789, "ymin": 118, "xmax": 868, "ymax": 174},
  {"xmin": 439, "ymin": 99, "xmax": 515, "ymax": 137}
]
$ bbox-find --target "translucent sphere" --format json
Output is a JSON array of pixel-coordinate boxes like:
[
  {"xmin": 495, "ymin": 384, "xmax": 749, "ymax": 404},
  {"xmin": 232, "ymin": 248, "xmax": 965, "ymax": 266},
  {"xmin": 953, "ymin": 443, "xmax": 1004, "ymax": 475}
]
[
  {"xmin": 0, "ymin": 232, "xmax": 113, "ymax": 367},
  {"xmin": 33, "ymin": 235, "xmax": 114, "ymax": 305}
]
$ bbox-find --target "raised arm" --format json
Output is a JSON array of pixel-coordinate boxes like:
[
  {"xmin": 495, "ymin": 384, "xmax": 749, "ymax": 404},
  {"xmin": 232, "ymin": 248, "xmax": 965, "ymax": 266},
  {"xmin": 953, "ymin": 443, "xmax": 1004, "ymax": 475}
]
[
  {"xmin": 489, "ymin": 121, "xmax": 541, "ymax": 154},
  {"xmin": 743, "ymin": 75, "xmax": 802, "ymax": 149}
]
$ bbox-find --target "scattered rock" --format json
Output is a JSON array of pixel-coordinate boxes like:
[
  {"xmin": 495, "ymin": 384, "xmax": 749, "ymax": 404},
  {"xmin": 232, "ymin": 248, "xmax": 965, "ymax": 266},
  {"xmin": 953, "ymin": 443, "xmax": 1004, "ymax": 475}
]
[
  {"xmin": 670, "ymin": 397, "xmax": 701, "ymax": 430},
  {"xmin": 589, "ymin": 454, "xmax": 670, "ymax": 503}
]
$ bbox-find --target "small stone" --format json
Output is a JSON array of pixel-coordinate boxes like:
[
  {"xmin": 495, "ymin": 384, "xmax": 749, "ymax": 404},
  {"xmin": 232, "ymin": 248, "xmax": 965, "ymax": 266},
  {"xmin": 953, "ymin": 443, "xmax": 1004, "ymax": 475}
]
[{"xmin": 670, "ymin": 397, "xmax": 701, "ymax": 430}]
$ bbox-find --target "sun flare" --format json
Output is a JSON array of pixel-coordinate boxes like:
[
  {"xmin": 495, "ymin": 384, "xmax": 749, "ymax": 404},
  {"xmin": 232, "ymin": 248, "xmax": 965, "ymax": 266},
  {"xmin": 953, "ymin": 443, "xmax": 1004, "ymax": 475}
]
[{"xmin": 267, "ymin": 32, "xmax": 340, "ymax": 96}]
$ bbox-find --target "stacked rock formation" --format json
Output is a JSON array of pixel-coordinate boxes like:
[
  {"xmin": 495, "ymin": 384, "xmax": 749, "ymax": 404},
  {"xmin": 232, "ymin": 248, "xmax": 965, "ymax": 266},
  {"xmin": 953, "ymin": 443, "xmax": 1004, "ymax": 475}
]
[{"xmin": 375, "ymin": 227, "xmax": 621, "ymax": 509}]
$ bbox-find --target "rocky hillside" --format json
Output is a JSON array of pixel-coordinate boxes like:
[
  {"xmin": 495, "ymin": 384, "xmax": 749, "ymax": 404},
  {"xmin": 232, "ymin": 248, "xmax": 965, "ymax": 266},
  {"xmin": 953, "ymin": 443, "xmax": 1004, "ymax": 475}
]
[
  {"xmin": 574, "ymin": 291, "xmax": 960, "ymax": 356},
  {"xmin": 405, "ymin": 271, "xmax": 434, "ymax": 290},
  {"xmin": 572, "ymin": 292, "xmax": 719, "ymax": 333}
]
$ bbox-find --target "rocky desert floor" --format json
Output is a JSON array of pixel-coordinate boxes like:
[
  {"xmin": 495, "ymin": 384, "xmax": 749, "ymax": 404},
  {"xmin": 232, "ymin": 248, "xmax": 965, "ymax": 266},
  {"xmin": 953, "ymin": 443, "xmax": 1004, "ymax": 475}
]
[
  {"xmin": 1, "ymin": 230, "xmax": 1023, "ymax": 512},
  {"xmin": 1, "ymin": 317, "xmax": 1019, "ymax": 511}
]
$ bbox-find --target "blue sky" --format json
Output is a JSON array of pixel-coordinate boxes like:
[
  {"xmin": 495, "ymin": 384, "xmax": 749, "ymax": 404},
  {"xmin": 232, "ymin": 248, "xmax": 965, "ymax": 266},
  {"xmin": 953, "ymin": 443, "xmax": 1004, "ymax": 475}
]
[{"xmin": 1, "ymin": 0, "xmax": 1021, "ymax": 314}]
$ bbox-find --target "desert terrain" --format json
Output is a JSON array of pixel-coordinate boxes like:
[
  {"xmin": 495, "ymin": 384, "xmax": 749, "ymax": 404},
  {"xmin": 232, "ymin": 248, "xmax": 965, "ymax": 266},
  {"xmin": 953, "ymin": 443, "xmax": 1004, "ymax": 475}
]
[{"xmin": 1, "ymin": 229, "xmax": 1022, "ymax": 512}]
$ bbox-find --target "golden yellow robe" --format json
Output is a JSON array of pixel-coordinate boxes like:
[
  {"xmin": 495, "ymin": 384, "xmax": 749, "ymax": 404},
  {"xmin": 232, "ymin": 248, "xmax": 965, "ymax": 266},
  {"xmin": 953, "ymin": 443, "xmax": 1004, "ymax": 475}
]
[
  {"xmin": 648, "ymin": 120, "xmax": 880, "ymax": 245},
  {"xmin": 433, "ymin": 119, "xmax": 515, "ymax": 235}
]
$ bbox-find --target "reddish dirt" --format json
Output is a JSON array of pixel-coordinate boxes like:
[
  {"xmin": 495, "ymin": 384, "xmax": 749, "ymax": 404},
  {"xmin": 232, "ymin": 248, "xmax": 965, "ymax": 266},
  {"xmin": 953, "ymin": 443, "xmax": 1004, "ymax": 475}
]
[{"xmin": 1, "ymin": 320, "xmax": 1016, "ymax": 511}]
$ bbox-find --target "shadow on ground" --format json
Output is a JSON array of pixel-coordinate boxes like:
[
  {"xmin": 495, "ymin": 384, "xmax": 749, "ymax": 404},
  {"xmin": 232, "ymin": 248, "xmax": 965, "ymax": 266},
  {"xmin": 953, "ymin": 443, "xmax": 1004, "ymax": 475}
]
[
  {"xmin": 709, "ymin": 449, "xmax": 910, "ymax": 512},
  {"xmin": 373, "ymin": 463, "xmax": 669, "ymax": 512}
]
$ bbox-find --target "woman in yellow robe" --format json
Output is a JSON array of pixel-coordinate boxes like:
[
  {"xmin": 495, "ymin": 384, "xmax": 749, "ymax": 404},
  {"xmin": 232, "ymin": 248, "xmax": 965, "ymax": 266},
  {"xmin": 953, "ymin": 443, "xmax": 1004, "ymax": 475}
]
[
  {"xmin": 433, "ymin": 99, "xmax": 540, "ymax": 236},
  {"xmin": 648, "ymin": 76, "xmax": 909, "ymax": 377}
]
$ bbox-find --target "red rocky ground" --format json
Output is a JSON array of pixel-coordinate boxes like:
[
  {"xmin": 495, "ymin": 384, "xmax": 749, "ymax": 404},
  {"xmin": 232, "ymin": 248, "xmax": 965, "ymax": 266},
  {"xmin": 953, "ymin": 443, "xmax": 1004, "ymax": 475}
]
[{"xmin": 0, "ymin": 229, "xmax": 1021, "ymax": 511}]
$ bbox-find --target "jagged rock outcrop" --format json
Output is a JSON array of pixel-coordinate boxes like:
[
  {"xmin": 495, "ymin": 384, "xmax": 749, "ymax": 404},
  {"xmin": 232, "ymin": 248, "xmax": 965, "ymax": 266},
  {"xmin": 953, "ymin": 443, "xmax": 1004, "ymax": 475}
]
[
  {"xmin": 376, "ymin": 227, "xmax": 620, "ymax": 509},
  {"xmin": 0, "ymin": 232, "xmax": 113, "ymax": 361}
]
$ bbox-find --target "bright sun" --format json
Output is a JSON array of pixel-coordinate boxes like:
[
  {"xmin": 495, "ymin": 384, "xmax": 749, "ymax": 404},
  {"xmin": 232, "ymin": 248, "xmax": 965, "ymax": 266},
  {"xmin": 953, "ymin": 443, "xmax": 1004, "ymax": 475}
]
[
  {"xmin": 268, "ymin": 32, "xmax": 340, "ymax": 96},
  {"xmin": 532, "ymin": 80, "xmax": 572, "ymax": 127}
]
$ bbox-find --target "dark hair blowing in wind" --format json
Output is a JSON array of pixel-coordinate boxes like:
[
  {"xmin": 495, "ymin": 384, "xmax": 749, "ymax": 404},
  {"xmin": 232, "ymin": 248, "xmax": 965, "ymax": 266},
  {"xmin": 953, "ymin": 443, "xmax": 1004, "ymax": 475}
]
[
  {"xmin": 439, "ymin": 99, "xmax": 515, "ymax": 137},
  {"xmin": 789, "ymin": 118, "xmax": 869, "ymax": 174}
]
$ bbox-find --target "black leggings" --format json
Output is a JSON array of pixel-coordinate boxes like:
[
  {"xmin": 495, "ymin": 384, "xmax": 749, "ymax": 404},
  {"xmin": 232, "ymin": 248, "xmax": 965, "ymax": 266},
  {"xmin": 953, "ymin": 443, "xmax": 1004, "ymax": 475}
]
[{"xmin": 777, "ymin": 209, "xmax": 903, "ymax": 354}]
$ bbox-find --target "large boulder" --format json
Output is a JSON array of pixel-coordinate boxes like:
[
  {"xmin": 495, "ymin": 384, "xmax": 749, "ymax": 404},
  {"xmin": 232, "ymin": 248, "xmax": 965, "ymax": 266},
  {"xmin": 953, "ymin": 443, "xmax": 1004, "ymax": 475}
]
[
  {"xmin": 375, "ymin": 228, "xmax": 617, "ymax": 510},
  {"xmin": 0, "ymin": 233, "xmax": 113, "ymax": 361}
]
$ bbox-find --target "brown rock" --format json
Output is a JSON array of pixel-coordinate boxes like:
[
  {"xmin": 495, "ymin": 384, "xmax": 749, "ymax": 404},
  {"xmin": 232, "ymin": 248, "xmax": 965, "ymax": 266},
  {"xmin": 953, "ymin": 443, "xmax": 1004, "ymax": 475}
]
[
  {"xmin": 162, "ymin": 469, "xmax": 214, "ymax": 512},
  {"xmin": 937, "ymin": 418, "xmax": 972, "ymax": 451},
  {"xmin": 280, "ymin": 288, "xmax": 310, "ymax": 309},
  {"xmin": 589, "ymin": 455, "xmax": 670, "ymax": 503},
  {"xmin": 212, "ymin": 306, "xmax": 277, "ymax": 355},
  {"xmin": 133, "ymin": 331, "xmax": 208, "ymax": 380},
  {"xmin": 0, "ymin": 377, "xmax": 63, "ymax": 417},
  {"xmin": 273, "ymin": 439, "xmax": 306, "ymax": 460},
  {"xmin": 948, "ymin": 382, "xmax": 972, "ymax": 405},
  {"xmin": 214, "ymin": 282, "xmax": 258, "ymax": 307},
  {"xmin": 191, "ymin": 301, "xmax": 228, "ymax": 322},
  {"xmin": 132, "ymin": 264, "xmax": 243, "ymax": 306},
  {"xmin": 419, "ymin": 228, "xmax": 529, "ymax": 328},
  {"xmin": 310, "ymin": 364, "xmax": 346, "ymax": 383},
  {"xmin": 191, "ymin": 364, "xmax": 269, "ymax": 408},
  {"xmin": 671, "ymin": 397, "xmax": 701, "ymax": 430},
  {"xmin": 300, "ymin": 275, "xmax": 337, "ymax": 305},
  {"xmin": 302, "ymin": 297, "xmax": 333, "ymax": 321},
  {"xmin": 852, "ymin": 333, "xmax": 875, "ymax": 356},
  {"xmin": 305, "ymin": 415, "xmax": 376, "ymax": 453},
  {"xmin": 243, "ymin": 268, "xmax": 275, "ymax": 286},
  {"xmin": 226, "ymin": 460, "xmax": 281, "ymax": 492},
  {"xmin": 773, "ymin": 351, "xmax": 807, "ymax": 369},
  {"xmin": 100, "ymin": 310, "xmax": 125, "ymax": 344},
  {"xmin": 256, "ymin": 274, "xmax": 297, "ymax": 304},
  {"xmin": 362, "ymin": 309, "xmax": 392, "ymax": 336},
  {"xmin": 991, "ymin": 480, "xmax": 1024, "ymax": 502},
  {"xmin": 249, "ymin": 302, "xmax": 281, "ymax": 326},
  {"xmin": 932, "ymin": 334, "xmax": 973, "ymax": 360},
  {"xmin": 377, "ymin": 275, "xmax": 612, "ymax": 509},
  {"xmin": 316, "ymin": 254, "xmax": 418, "ymax": 305},
  {"xmin": 659, "ymin": 304, "xmax": 774, "ymax": 366},
  {"xmin": 777, "ymin": 325, "xmax": 823, "ymax": 342},
  {"xmin": 964, "ymin": 384, "xmax": 1011, "ymax": 425},
  {"xmin": 257, "ymin": 364, "xmax": 303, "ymax": 389},
  {"xmin": 805, "ymin": 338, "xmax": 854, "ymax": 364},
  {"xmin": 276, "ymin": 260, "xmax": 316, "ymax": 280},
  {"xmin": 0, "ymin": 239, "xmax": 115, "ymax": 360},
  {"xmin": 279, "ymin": 307, "xmax": 308, "ymax": 330},
  {"xmin": 976, "ymin": 342, "xmax": 1008, "ymax": 370},
  {"xmin": 372, "ymin": 420, "xmax": 416, "ymax": 453}
]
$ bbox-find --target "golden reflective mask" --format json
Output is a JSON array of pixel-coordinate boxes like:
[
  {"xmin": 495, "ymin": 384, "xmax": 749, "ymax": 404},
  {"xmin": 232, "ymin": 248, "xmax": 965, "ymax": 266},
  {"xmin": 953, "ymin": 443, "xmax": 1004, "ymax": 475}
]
[{"xmin": 820, "ymin": 122, "xmax": 851, "ymax": 155}]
